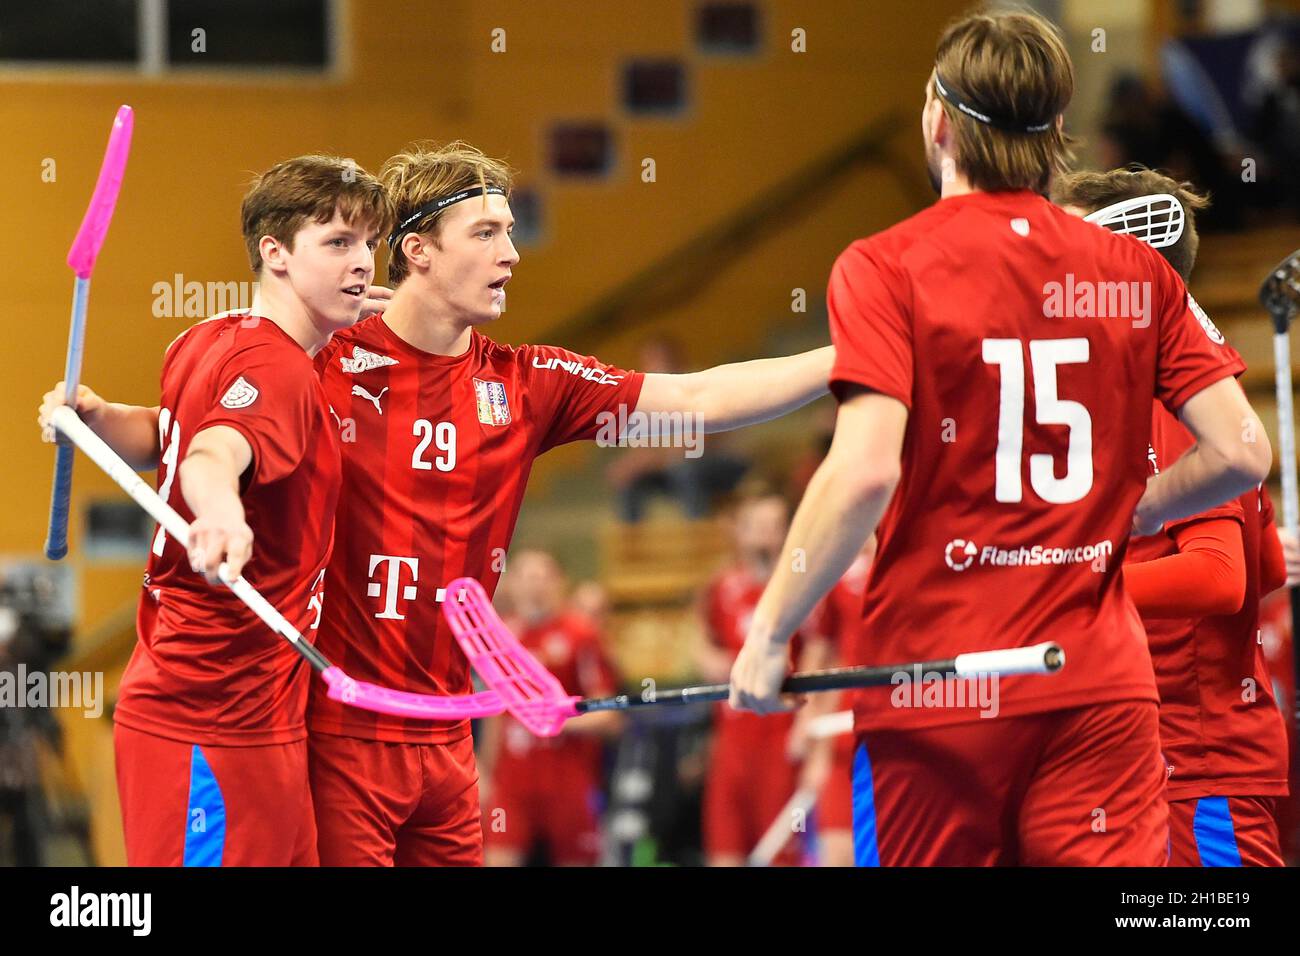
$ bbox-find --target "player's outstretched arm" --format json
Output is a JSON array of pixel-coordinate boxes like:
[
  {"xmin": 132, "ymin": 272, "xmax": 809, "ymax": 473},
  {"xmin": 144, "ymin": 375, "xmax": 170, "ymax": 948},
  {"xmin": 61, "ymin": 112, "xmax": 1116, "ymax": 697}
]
[
  {"xmin": 636, "ymin": 346, "xmax": 833, "ymax": 433},
  {"xmin": 38, "ymin": 381, "xmax": 161, "ymax": 471},
  {"xmin": 180, "ymin": 425, "xmax": 254, "ymax": 583},
  {"xmin": 1135, "ymin": 378, "xmax": 1272, "ymax": 534},
  {"xmin": 730, "ymin": 387, "xmax": 907, "ymax": 714}
]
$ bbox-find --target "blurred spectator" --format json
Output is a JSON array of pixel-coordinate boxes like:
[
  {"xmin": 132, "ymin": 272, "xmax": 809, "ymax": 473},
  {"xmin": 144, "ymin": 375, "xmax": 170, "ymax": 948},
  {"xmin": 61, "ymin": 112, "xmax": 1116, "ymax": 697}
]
[
  {"xmin": 695, "ymin": 489, "xmax": 825, "ymax": 865},
  {"xmin": 480, "ymin": 550, "xmax": 624, "ymax": 866},
  {"xmin": 606, "ymin": 335, "xmax": 750, "ymax": 521},
  {"xmin": 1245, "ymin": 31, "xmax": 1300, "ymax": 219},
  {"xmin": 1098, "ymin": 72, "xmax": 1242, "ymax": 231},
  {"xmin": 0, "ymin": 567, "xmax": 72, "ymax": 866},
  {"xmin": 570, "ymin": 579, "xmax": 611, "ymax": 632}
]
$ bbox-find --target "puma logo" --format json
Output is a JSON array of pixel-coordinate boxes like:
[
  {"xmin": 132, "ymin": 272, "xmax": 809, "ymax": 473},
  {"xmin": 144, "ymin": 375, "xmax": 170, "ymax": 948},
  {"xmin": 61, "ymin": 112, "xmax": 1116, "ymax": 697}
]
[{"xmin": 352, "ymin": 384, "xmax": 389, "ymax": 414}]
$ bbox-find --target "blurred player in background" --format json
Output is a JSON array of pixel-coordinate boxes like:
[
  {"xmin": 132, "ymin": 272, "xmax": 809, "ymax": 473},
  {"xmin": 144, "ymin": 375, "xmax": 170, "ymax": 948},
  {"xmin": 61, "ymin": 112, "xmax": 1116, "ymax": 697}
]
[
  {"xmin": 37, "ymin": 156, "xmax": 392, "ymax": 865},
  {"xmin": 730, "ymin": 10, "xmax": 1271, "ymax": 866},
  {"xmin": 1054, "ymin": 167, "xmax": 1291, "ymax": 865},
  {"xmin": 696, "ymin": 490, "xmax": 827, "ymax": 866},
  {"xmin": 306, "ymin": 141, "xmax": 838, "ymax": 866},
  {"xmin": 801, "ymin": 536, "xmax": 876, "ymax": 867},
  {"xmin": 478, "ymin": 550, "xmax": 622, "ymax": 866}
]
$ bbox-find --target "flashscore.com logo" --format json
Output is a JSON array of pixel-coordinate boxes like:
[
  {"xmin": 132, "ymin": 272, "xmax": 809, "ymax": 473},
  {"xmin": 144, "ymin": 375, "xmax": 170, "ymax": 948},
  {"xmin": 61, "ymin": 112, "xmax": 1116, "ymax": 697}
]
[{"xmin": 944, "ymin": 538, "xmax": 977, "ymax": 571}]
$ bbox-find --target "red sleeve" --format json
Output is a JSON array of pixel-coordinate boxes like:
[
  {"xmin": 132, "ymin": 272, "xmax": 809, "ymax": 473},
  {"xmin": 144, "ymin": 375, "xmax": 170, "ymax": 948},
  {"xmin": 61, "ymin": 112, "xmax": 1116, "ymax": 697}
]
[
  {"xmin": 197, "ymin": 339, "xmax": 319, "ymax": 486},
  {"xmin": 1260, "ymin": 517, "xmax": 1287, "ymax": 596},
  {"xmin": 524, "ymin": 345, "xmax": 646, "ymax": 452},
  {"xmin": 1152, "ymin": 253, "xmax": 1246, "ymax": 414},
  {"xmin": 827, "ymin": 240, "xmax": 913, "ymax": 407},
  {"xmin": 1125, "ymin": 516, "xmax": 1246, "ymax": 618}
]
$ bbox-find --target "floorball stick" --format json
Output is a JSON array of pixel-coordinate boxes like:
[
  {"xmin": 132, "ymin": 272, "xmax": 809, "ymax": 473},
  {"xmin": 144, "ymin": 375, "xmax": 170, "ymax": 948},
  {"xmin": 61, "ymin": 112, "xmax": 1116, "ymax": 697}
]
[{"xmin": 45, "ymin": 105, "xmax": 134, "ymax": 560}]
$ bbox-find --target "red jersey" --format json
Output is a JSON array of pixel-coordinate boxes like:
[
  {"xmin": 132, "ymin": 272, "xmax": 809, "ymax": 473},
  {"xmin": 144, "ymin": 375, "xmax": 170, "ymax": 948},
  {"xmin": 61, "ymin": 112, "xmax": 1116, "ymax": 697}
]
[
  {"xmin": 827, "ymin": 190, "xmax": 1245, "ymax": 732},
  {"xmin": 117, "ymin": 314, "xmax": 340, "ymax": 746},
  {"xmin": 493, "ymin": 611, "xmax": 619, "ymax": 778},
  {"xmin": 308, "ymin": 316, "xmax": 644, "ymax": 743},
  {"xmin": 704, "ymin": 566, "xmax": 805, "ymax": 749},
  {"xmin": 1126, "ymin": 403, "xmax": 1289, "ymax": 799}
]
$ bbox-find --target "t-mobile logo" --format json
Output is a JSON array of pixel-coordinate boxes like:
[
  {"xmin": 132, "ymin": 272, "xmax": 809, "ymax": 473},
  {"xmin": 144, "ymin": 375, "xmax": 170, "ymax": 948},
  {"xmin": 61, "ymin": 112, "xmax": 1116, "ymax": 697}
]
[
  {"xmin": 364, "ymin": 555, "xmax": 455, "ymax": 618},
  {"xmin": 367, "ymin": 554, "xmax": 420, "ymax": 620}
]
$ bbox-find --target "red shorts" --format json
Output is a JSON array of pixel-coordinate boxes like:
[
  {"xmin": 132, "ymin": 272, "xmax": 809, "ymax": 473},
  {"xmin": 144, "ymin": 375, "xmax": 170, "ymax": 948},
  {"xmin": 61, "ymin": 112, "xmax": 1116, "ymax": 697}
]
[
  {"xmin": 309, "ymin": 731, "xmax": 481, "ymax": 866},
  {"xmin": 819, "ymin": 735, "xmax": 854, "ymax": 833},
  {"xmin": 484, "ymin": 763, "xmax": 604, "ymax": 865},
  {"xmin": 852, "ymin": 700, "xmax": 1168, "ymax": 866},
  {"xmin": 703, "ymin": 722, "xmax": 800, "ymax": 864},
  {"xmin": 1167, "ymin": 796, "xmax": 1284, "ymax": 866},
  {"xmin": 114, "ymin": 722, "xmax": 317, "ymax": 866}
]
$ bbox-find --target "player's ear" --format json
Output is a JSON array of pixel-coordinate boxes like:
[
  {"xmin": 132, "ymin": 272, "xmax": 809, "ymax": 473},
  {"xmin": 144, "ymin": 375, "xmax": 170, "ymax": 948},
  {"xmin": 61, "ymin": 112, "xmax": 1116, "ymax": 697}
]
[
  {"xmin": 929, "ymin": 97, "xmax": 950, "ymax": 150},
  {"xmin": 258, "ymin": 234, "xmax": 289, "ymax": 276},
  {"xmin": 400, "ymin": 232, "xmax": 430, "ymax": 274}
]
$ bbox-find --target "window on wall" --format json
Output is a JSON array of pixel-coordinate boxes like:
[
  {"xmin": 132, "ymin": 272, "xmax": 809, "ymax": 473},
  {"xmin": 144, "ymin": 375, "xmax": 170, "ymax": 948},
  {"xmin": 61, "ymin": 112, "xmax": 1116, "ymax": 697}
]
[
  {"xmin": 695, "ymin": 2, "xmax": 760, "ymax": 54},
  {"xmin": 508, "ymin": 188, "xmax": 543, "ymax": 246},
  {"xmin": 0, "ymin": 0, "xmax": 336, "ymax": 72},
  {"xmin": 623, "ymin": 59, "xmax": 687, "ymax": 114},
  {"xmin": 0, "ymin": 1, "xmax": 139, "ymax": 63},
  {"xmin": 167, "ymin": 0, "xmax": 330, "ymax": 69},
  {"xmin": 548, "ymin": 123, "xmax": 613, "ymax": 177}
]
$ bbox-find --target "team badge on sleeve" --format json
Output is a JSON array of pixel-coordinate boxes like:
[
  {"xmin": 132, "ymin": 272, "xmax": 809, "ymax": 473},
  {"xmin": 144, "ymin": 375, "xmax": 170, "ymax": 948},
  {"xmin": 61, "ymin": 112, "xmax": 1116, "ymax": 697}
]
[
  {"xmin": 473, "ymin": 378, "xmax": 512, "ymax": 426},
  {"xmin": 1187, "ymin": 295, "xmax": 1225, "ymax": 345},
  {"xmin": 220, "ymin": 375, "xmax": 259, "ymax": 409}
]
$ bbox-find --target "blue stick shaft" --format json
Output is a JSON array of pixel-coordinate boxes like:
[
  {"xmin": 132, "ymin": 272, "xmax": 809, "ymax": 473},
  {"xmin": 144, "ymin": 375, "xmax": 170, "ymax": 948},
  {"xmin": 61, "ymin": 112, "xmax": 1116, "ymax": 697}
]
[{"xmin": 44, "ymin": 275, "xmax": 91, "ymax": 560}]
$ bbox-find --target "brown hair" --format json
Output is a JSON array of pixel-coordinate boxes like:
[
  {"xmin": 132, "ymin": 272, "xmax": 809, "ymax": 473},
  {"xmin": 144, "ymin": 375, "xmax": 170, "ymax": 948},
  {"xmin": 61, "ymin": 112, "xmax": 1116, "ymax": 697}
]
[
  {"xmin": 240, "ymin": 155, "xmax": 393, "ymax": 273},
  {"xmin": 1051, "ymin": 167, "xmax": 1209, "ymax": 282},
  {"xmin": 380, "ymin": 141, "xmax": 516, "ymax": 284},
  {"xmin": 931, "ymin": 10, "xmax": 1076, "ymax": 194}
]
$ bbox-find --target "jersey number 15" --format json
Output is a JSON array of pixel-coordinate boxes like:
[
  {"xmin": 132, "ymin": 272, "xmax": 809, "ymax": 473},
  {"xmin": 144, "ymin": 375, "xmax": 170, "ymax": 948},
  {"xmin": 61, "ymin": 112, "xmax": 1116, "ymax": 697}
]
[{"xmin": 982, "ymin": 337, "xmax": 1093, "ymax": 504}]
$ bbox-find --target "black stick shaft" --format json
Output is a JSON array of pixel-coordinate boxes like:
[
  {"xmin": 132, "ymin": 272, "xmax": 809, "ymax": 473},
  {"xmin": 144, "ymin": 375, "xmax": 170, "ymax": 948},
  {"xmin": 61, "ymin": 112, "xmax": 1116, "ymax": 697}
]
[{"xmin": 577, "ymin": 656, "xmax": 964, "ymax": 713}]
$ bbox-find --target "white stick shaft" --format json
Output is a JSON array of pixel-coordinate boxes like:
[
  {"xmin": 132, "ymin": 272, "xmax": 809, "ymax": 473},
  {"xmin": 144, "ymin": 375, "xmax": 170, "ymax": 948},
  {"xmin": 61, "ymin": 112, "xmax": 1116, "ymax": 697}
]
[
  {"xmin": 748, "ymin": 787, "xmax": 819, "ymax": 867},
  {"xmin": 1274, "ymin": 331, "xmax": 1298, "ymax": 533},
  {"xmin": 50, "ymin": 405, "xmax": 311, "ymax": 650},
  {"xmin": 953, "ymin": 641, "xmax": 1062, "ymax": 677},
  {"xmin": 806, "ymin": 709, "xmax": 854, "ymax": 740}
]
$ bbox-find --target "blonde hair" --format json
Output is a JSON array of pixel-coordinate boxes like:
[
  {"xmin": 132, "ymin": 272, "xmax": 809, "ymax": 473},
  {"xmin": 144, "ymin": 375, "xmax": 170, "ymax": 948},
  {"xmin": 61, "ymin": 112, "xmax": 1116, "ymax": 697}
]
[
  {"xmin": 1051, "ymin": 167, "xmax": 1210, "ymax": 282},
  {"xmin": 240, "ymin": 155, "xmax": 393, "ymax": 273},
  {"xmin": 380, "ymin": 141, "xmax": 516, "ymax": 283},
  {"xmin": 931, "ymin": 10, "xmax": 1076, "ymax": 194}
]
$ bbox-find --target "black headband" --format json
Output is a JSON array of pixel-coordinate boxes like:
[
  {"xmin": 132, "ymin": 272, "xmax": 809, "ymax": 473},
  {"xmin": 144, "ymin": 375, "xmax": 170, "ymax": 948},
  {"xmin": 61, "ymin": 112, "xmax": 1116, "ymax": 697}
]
[
  {"xmin": 933, "ymin": 70, "xmax": 1053, "ymax": 134},
  {"xmin": 387, "ymin": 185, "xmax": 507, "ymax": 250}
]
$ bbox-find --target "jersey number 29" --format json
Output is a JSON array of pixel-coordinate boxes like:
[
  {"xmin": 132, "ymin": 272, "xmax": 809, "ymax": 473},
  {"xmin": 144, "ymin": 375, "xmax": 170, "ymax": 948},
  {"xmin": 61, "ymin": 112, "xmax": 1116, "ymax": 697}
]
[{"xmin": 412, "ymin": 419, "xmax": 456, "ymax": 472}]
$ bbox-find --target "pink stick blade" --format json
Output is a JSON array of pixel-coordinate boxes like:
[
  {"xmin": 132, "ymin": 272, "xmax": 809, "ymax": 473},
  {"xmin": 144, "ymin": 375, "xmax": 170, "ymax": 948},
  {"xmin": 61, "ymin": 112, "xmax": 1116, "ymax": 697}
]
[
  {"xmin": 67, "ymin": 105, "xmax": 134, "ymax": 278},
  {"xmin": 321, "ymin": 666, "xmax": 506, "ymax": 719},
  {"xmin": 442, "ymin": 577, "xmax": 579, "ymax": 737}
]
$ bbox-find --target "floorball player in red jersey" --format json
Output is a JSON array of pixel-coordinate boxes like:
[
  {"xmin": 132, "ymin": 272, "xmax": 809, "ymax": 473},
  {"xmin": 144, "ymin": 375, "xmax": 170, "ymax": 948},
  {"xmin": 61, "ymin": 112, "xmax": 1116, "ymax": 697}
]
[
  {"xmin": 37, "ymin": 156, "xmax": 393, "ymax": 865},
  {"xmin": 478, "ymin": 550, "xmax": 623, "ymax": 866},
  {"xmin": 695, "ymin": 491, "xmax": 828, "ymax": 866},
  {"xmin": 306, "ymin": 141, "xmax": 836, "ymax": 866},
  {"xmin": 729, "ymin": 10, "xmax": 1272, "ymax": 867},
  {"xmin": 1054, "ymin": 168, "xmax": 1291, "ymax": 866}
]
